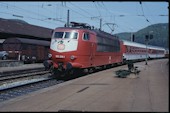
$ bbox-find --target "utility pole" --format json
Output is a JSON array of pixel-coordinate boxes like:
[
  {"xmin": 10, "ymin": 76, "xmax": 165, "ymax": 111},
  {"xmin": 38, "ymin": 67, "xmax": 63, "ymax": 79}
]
[
  {"xmin": 145, "ymin": 35, "xmax": 149, "ymax": 65},
  {"xmin": 145, "ymin": 31, "xmax": 153, "ymax": 65},
  {"xmin": 100, "ymin": 18, "xmax": 102, "ymax": 30},
  {"xmin": 67, "ymin": 10, "xmax": 70, "ymax": 27},
  {"xmin": 131, "ymin": 34, "xmax": 135, "ymax": 42},
  {"xmin": 130, "ymin": 32, "xmax": 133, "ymax": 41},
  {"xmin": 130, "ymin": 27, "xmax": 134, "ymax": 42}
]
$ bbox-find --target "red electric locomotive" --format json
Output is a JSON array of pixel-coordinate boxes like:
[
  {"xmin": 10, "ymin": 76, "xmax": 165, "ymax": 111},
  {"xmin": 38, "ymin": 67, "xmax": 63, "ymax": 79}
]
[{"xmin": 49, "ymin": 22, "xmax": 123, "ymax": 76}]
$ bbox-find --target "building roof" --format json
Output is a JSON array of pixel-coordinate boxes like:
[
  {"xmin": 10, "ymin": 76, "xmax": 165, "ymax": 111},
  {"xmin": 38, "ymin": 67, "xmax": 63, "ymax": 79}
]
[
  {"xmin": 3, "ymin": 37, "xmax": 50, "ymax": 46},
  {"xmin": 0, "ymin": 18, "xmax": 53, "ymax": 40}
]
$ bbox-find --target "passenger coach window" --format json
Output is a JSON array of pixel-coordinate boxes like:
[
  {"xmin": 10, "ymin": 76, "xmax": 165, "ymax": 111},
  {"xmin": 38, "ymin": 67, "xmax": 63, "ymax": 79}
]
[{"xmin": 83, "ymin": 33, "xmax": 90, "ymax": 40}]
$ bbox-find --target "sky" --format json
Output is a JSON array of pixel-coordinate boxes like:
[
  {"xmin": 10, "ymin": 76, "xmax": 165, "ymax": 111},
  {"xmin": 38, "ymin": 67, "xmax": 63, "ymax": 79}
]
[{"xmin": 0, "ymin": 1, "xmax": 169, "ymax": 34}]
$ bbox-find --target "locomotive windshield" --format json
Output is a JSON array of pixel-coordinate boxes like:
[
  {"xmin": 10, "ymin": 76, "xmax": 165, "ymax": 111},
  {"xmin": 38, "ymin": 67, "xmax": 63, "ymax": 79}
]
[{"xmin": 53, "ymin": 32, "xmax": 78, "ymax": 39}]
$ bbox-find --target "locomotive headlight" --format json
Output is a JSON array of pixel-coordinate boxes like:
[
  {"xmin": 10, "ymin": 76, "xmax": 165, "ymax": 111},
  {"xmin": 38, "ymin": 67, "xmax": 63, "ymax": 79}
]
[
  {"xmin": 70, "ymin": 55, "xmax": 77, "ymax": 60},
  {"xmin": 48, "ymin": 53, "xmax": 52, "ymax": 58}
]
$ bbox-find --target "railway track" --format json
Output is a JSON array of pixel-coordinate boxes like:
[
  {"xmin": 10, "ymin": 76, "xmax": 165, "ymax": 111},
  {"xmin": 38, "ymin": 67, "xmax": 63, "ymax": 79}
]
[
  {"xmin": 0, "ymin": 79, "xmax": 64, "ymax": 102},
  {"xmin": 0, "ymin": 70, "xmax": 52, "ymax": 91},
  {"xmin": 0, "ymin": 67, "xmax": 45, "ymax": 77},
  {"xmin": 0, "ymin": 69, "xmax": 64, "ymax": 102}
]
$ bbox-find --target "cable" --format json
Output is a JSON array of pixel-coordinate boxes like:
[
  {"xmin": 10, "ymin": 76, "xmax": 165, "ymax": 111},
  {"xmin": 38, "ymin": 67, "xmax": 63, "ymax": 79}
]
[
  {"xmin": 93, "ymin": 2, "xmax": 101, "ymax": 17},
  {"xmin": 0, "ymin": 2, "xmax": 49, "ymax": 18},
  {"xmin": 0, "ymin": 11, "xmax": 62, "ymax": 26},
  {"xmin": 63, "ymin": 5, "xmax": 90, "ymax": 18},
  {"xmin": 0, "ymin": 2, "xmax": 66, "ymax": 25},
  {"xmin": 139, "ymin": 2, "xmax": 152, "ymax": 24},
  {"xmin": 69, "ymin": 2, "xmax": 94, "ymax": 17}
]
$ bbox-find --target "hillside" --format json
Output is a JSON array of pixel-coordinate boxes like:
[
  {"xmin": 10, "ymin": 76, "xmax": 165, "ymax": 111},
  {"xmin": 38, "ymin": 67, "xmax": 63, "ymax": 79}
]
[{"xmin": 114, "ymin": 23, "xmax": 169, "ymax": 48}]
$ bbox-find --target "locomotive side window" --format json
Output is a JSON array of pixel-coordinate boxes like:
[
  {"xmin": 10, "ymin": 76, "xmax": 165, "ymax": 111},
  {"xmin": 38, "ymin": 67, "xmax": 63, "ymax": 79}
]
[
  {"xmin": 96, "ymin": 35, "xmax": 120, "ymax": 52},
  {"xmin": 83, "ymin": 33, "xmax": 90, "ymax": 41},
  {"xmin": 114, "ymin": 39, "xmax": 120, "ymax": 52}
]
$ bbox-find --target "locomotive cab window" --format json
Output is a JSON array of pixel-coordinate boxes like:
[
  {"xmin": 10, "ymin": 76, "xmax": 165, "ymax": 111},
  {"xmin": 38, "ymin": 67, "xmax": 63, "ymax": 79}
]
[
  {"xmin": 71, "ymin": 32, "xmax": 78, "ymax": 39},
  {"xmin": 53, "ymin": 32, "xmax": 78, "ymax": 39},
  {"xmin": 83, "ymin": 33, "xmax": 90, "ymax": 41},
  {"xmin": 53, "ymin": 32, "xmax": 64, "ymax": 39}
]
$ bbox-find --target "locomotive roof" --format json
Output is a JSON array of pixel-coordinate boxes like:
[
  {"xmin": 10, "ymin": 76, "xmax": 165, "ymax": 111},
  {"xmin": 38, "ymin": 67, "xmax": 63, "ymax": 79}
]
[
  {"xmin": 55, "ymin": 27, "xmax": 119, "ymax": 39},
  {"xmin": 3, "ymin": 37, "xmax": 50, "ymax": 46},
  {"xmin": 55, "ymin": 27, "xmax": 93, "ymax": 31},
  {"xmin": 92, "ymin": 29, "xmax": 118, "ymax": 39}
]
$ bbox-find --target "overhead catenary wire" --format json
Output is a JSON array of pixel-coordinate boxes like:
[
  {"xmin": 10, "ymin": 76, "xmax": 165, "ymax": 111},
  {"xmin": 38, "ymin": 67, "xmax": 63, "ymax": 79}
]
[
  {"xmin": 93, "ymin": 2, "xmax": 101, "ymax": 17},
  {"xmin": 0, "ymin": 11, "xmax": 64, "ymax": 26},
  {"xmin": 0, "ymin": 2, "xmax": 65, "ymax": 23},
  {"xmin": 0, "ymin": 2, "xmax": 49, "ymax": 19},
  {"xmin": 69, "ymin": 2, "xmax": 94, "ymax": 17},
  {"xmin": 0, "ymin": 2, "xmax": 66, "ymax": 26},
  {"xmin": 60, "ymin": 2, "xmax": 103, "ymax": 29},
  {"xmin": 139, "ymin": 1, "xmax": 152, "ymax": 24},
  {"xmin": 0, "ymin": 2, "xmax": 168, "ymax": 34}
]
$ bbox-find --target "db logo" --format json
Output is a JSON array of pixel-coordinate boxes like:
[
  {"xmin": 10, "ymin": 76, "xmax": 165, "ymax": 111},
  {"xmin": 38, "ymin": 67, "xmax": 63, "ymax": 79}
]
[{"xmin": 57, "ymin": 44, "xmax": 65, "ymax": 50}]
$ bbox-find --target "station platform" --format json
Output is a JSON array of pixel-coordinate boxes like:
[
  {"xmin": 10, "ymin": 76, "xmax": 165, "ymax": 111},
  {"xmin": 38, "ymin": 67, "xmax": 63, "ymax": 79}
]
[{"xmin": 0, "ymin": 59, "xmax": 169, "ymax": 112}]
